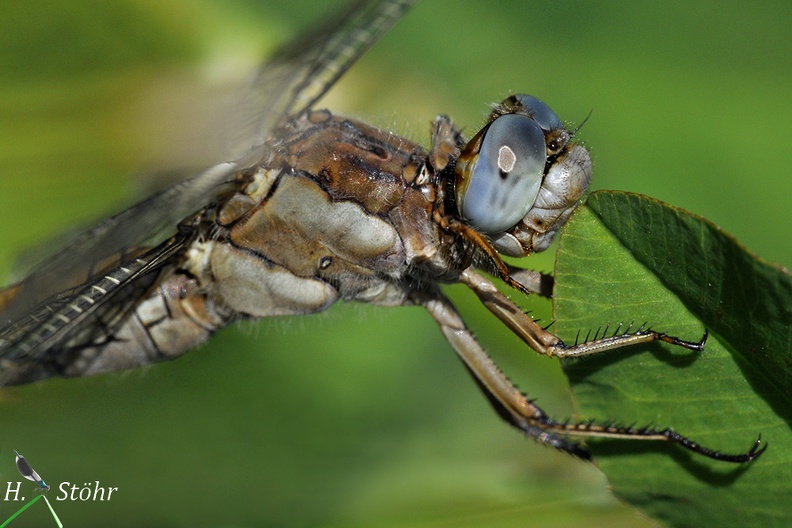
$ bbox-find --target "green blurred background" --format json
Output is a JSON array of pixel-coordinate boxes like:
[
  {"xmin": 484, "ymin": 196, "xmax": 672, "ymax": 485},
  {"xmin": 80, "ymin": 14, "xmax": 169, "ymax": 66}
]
[{"xmin": 0, "ymin": 1, "xmax": 789, "ymax": 526}]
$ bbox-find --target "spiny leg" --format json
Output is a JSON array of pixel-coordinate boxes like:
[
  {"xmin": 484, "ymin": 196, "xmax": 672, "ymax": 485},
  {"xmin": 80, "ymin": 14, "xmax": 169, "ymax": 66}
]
[
  {"xmin": 414, "ymin": 289, "xmax": 591, "ymax": 459},
  {"xmin": 459, "ymin": 269, "xmax": 707, "ymax": 359},
  {"xmin": 414, "ymin": 287, "xmax": 765, "ymax": 462}
]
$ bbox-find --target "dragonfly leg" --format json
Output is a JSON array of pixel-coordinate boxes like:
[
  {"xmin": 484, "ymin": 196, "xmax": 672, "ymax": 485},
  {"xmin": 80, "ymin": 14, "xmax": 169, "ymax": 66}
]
[
  {"xmin": 459, "ymin": 269, "xmax": 706, "ymax": 359},
  {"xmin": 415, "ymin": 288, "xmax": 765, "ymax": 462},
  {"xmin": 414, "ymin": 288, "xmax": 591, "ymax": 458}
]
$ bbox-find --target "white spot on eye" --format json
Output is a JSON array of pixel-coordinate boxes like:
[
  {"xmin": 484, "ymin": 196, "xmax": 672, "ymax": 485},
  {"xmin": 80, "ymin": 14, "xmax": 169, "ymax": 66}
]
[{"xmin": 498, "ymin": 145, "xmax": 516, "ymax": 173}]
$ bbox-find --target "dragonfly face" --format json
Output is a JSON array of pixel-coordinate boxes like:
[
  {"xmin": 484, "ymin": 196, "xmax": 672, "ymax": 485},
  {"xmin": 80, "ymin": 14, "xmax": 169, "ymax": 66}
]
[{"xmin": 0, "ymin": 0, "xmax": 765, "ymax": 464}]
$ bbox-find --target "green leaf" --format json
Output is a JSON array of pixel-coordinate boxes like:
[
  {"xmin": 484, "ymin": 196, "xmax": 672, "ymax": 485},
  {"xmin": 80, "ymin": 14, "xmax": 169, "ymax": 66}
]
[{"xmin": 554, "ymin": 190, "xmax": 792, "ymax": 527}]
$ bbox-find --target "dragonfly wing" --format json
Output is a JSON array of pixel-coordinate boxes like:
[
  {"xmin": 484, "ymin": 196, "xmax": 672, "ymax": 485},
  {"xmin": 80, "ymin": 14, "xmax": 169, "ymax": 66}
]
[
  {"xmin": 0, "ymin": 162, "xmax": 239, "ymax": 330},
  {"xmin": 225, "ymin": 0, "xmax": 417, "ymax": 164},
  {"xmin": 14, "ymin": 453, "xmax": 42, "ymax": 483},
  {"xmin": 0, "ymin": 234, "xmax": 189, "ymax": 385}
]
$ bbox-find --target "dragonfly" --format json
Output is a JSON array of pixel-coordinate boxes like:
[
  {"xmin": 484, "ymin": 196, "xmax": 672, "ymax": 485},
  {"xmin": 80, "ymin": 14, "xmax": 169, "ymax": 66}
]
[{"xmin": 0, "ymin": 0, "xmax": 765, "ymax": 463}]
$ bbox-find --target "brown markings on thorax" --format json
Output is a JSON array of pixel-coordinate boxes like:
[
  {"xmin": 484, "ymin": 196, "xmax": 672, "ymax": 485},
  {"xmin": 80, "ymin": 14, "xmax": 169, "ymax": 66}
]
[{"xmin": 281, "ymin": 112, "xmax": 426, "ymax": 216}]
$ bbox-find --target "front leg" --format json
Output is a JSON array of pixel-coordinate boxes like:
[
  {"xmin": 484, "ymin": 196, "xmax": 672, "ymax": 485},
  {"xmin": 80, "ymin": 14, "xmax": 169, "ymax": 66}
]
[{"xmin": 459, "ymin": 269, "xmax": 709, "ymax": 359}]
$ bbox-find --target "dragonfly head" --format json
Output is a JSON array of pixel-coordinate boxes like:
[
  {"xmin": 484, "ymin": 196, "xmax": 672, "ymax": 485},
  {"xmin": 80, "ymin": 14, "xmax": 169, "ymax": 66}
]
[{"xmin": 454, "ymin": 94, "xmax": 592, "ymax": 256}]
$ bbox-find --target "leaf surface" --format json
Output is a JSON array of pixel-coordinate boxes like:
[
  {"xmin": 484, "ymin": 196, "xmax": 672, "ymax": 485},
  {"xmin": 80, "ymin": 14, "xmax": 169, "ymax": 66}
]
[{"xmin": 555, "ymin": 190, "xmax": 792, "ymax": 528}]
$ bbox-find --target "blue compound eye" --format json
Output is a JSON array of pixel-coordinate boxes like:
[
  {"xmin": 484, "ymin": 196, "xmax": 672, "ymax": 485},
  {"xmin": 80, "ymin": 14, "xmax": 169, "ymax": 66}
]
[
  {"xmin": 456, "ymin": 114, "xmax": 546, "ymax": 235},
  {"xmin": 512, "ymin": 94, "xmax": 562, "ymax": 131}
]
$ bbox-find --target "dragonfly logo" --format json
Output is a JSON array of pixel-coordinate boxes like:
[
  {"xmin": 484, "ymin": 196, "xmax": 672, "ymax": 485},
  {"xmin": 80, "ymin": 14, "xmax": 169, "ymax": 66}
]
[
  {"xmin": 2, "ymin": 448, "xmax": 119, "ymax": 527},
  {"xmin": 2, "ymin": 450, "xmax": 62, "ymax": 527}
]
